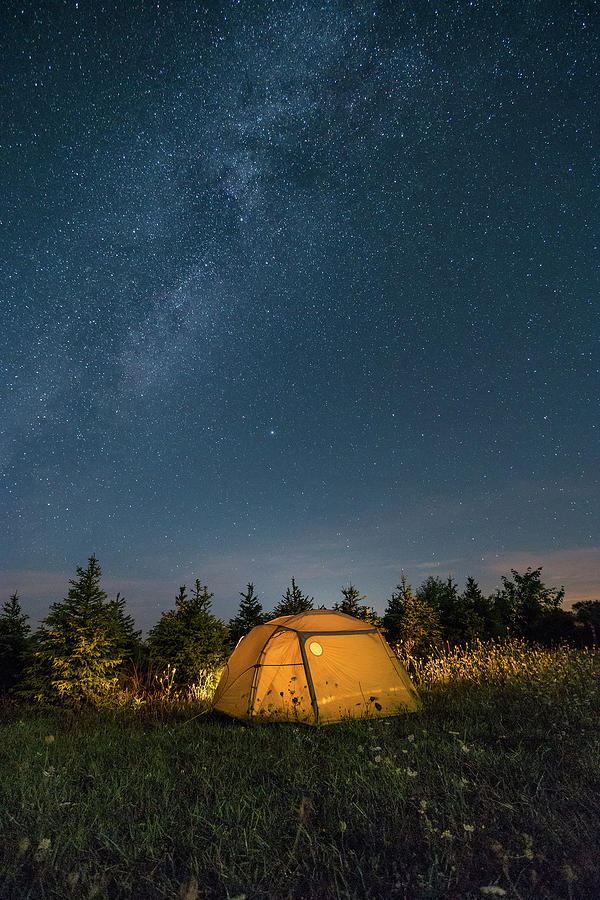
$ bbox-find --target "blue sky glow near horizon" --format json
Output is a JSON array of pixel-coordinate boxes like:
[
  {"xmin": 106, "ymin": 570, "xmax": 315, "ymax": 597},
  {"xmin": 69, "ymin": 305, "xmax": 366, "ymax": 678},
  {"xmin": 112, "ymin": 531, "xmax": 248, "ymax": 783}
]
[{"xmin": 1, "ymin": 0, "xmax": 599, "ymax": 630}]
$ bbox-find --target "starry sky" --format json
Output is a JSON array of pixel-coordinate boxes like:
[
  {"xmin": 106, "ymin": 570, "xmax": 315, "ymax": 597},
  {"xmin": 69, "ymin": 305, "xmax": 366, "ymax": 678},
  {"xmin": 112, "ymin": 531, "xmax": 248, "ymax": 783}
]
[{"xmin": 2, "ymin": 0, "xmax": 599, "ymax": 630}]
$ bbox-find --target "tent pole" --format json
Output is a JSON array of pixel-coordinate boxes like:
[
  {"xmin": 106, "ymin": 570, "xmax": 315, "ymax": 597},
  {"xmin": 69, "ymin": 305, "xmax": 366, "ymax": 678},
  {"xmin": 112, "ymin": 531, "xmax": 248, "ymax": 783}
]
[{"xmin": 298, "ymin": 633, "xmax": 319, "ymax": 724}]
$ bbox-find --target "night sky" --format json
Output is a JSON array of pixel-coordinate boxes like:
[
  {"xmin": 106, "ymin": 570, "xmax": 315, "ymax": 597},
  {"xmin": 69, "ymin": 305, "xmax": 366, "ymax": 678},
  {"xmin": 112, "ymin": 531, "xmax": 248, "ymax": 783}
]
[{"xmin": 2, "ymin": 0, "xmax": 599, "ymax": 631}]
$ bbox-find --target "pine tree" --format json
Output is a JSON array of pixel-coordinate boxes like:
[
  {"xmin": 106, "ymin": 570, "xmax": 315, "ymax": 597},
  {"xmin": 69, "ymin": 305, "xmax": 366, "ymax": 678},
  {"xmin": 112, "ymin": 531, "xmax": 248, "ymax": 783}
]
[
  {"xmin": 335, "ymin": 584, "xmax": 364, "ymax": 616},
  {"xmin": 26, "ymin": 556, "xmax": 127, "ymax": 704},
  {"xmin": 457, "ymin": 576, "xmax": 491, "ymax": 642},
  {"xmin": 271, "ymin": 578, "xmax": 314, "ymax": 617},
  {"xmin": 148, "ymin": 579, "xmax": 229, "ymax": 681},
  {"xmin": 228, "ymin": 583, "xmax": 265, "ymax": 646},
  {"xmin": 438, "ymin": 577, "xmax": 461, "ymax": 644},
  {"xmin": 334, "ymin": 584, "xmax": 380, "ymax": 625},
  {"xmin": 106, "ymin": 593, "xmax": 143, "ymax": 662},
  {"xmin": 0, "ymin": 592, "xmax": 30, "ymax": 694},
  {"xmin": 382, "ymin": 576, "xmax": 407, "ymax": 645},
  {"xmin": 417, "ymin": 576, "xmax": 465, "ymax": 644},
  {"xmin": 383, "ymin": 574, "xmax": 441, "ymax": 653}
]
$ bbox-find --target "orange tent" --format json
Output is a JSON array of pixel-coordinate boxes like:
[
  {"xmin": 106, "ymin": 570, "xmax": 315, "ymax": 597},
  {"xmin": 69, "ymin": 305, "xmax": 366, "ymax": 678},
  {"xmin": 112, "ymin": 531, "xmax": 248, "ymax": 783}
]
[{"xmin": 212, "ymin": 609, "xmax": 421, "ymax": 724}]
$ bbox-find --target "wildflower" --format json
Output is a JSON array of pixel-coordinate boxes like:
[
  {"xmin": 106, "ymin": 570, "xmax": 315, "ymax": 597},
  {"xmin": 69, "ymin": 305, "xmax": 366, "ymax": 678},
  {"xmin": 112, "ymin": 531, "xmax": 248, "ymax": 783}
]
[
  {"xmin": 298, "ymin": 796, "xmax": 315, "ymax": 824},
  {"xmin": 441, "ymin": 830, "xmax": 453, "ymax": 840},
  {"xmin": 522, "ymin": 833, "xmax": 534, "ymax": 859},
  {"xmin": 35, "ymin": 838, "xmax": 52, "ymax": 860},
  {"xmin": 179, "ymin": 876, "xmax": 199, "ymax": 900},
  {"xmin": 480, "ymin": 887, "xmax": 506, "ymax": 896},
  {"xmin": 44, "ymin": 735, "xmax": 55, "ymax": 745},
  {"xmin": 406, "ymin": 768, "xmax": 418, "ymax": 777},
  {"xmin": 490, "ymin": 840, "xmax": 505, "ymax": 858},
  {"xmin": 463, "ymin": 824, "xmax": 475, "ymax": 833},
  {"xmin": 17, "ymin": 837, "xmax": 30, "ymax": 855},
  {"xmin": 407, "ymin": 734, "xmax": 415, "ymax": 742}
]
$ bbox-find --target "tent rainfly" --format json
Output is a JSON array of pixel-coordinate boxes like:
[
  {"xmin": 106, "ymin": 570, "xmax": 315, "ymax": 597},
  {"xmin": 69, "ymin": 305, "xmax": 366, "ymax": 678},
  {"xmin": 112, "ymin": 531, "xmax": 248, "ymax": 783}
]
[{"xmin": 212, "ymin": 609, "xmax": 421, "ymax": 724}]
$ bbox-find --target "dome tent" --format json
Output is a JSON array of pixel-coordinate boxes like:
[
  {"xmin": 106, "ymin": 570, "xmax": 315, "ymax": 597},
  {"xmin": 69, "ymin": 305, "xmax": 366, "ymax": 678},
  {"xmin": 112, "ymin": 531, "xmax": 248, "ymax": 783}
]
[{"xmin": 212, "ymin": 609, "xmax": 421, "ymax": 724}]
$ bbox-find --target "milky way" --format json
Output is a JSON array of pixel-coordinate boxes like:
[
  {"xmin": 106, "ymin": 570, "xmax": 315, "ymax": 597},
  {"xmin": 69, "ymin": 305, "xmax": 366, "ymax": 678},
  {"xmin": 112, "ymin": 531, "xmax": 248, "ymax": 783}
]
[{"xmin": 2, "ymin": 1, "xmax": 598, "ymax": 627}]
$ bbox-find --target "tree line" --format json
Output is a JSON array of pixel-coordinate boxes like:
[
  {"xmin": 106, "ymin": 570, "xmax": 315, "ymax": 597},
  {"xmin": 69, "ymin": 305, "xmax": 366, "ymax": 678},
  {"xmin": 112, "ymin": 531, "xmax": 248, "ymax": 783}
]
[{"xmin": 0, "ymin": 555, "xmax": 598, "ymax": 704}]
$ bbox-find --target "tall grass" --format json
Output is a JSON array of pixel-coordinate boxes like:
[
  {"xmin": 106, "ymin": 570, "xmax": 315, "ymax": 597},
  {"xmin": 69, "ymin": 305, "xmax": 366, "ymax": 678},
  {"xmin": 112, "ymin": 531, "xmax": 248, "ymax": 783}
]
[
  {"xmin": 107, "ymin": 662, "xmax": 223, "ymax": 720},
  {"xmin": 1, "ymin": 642, "xmax": 598, "ymax": 899},
  {"xmin": 397, "ymin": 637, "xmax": 598, "ymax": 688}
]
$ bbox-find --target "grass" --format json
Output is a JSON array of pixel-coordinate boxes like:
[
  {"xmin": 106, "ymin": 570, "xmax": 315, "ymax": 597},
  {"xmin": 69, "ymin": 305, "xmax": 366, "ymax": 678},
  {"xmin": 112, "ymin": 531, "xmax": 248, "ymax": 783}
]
[{"xmin": 1, "ymin": 642, "xmax": 598, "ymax": 900}]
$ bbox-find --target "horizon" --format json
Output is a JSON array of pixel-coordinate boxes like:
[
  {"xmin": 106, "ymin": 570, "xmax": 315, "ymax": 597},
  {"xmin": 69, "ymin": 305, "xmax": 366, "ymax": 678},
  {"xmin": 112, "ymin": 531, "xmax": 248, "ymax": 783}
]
[{"xmin": 3, "ymin": 546, "xmax": 597, "ymax": 635}]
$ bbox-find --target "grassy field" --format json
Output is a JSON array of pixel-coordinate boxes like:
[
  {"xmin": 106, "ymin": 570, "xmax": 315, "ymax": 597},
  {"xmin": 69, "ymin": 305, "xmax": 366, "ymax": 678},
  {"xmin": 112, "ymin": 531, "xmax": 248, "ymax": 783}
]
[{"xmin": 1, "ymin": 642, "xmax": 599, "ymax": 900}]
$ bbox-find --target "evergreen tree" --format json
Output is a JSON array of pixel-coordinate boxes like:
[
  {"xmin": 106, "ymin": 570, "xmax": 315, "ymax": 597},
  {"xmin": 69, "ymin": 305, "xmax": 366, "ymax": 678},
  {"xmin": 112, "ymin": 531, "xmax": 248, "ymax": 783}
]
[
  {"xmin": 416, "ymin": 576, "xmax": 461, "ymax": 643},
  {"xmin": 148, "ymin": 579, "xmax": 229, "ymax": 681},
  {"xmin": 382, "ymin": 577, "xmax": 407, "ymax": 645},
  {"xmin": 439, "ymin": 577, "xmax": 462, "ymax": 644},
  {"xmin": 334, "ymin": 584, "xmax": 380, "ymax": 625},
  {"xmin": 271, "ymin": 578, "xmax": 314, "ymax": 617},
  {"xmin": 0, "ymin": 592, "xmax": 30, "ymax": 694},
  {"xmin": 456, "ymin": 576, "xmax": 492, "ymax": 642},
  {"xmin": 383, "ymin": 574, "xmax": 441, "ymax": 653},
  {"xmin": 228, "ymin": 583, "xmax": 265, "ymax": 645},
  {"xmin": 106, "ymin": 592, "xmax": 143, "ymax": 662},
  {"xmin": 25, "ymin": 556, "xmax": 127, "ymax": 704}
]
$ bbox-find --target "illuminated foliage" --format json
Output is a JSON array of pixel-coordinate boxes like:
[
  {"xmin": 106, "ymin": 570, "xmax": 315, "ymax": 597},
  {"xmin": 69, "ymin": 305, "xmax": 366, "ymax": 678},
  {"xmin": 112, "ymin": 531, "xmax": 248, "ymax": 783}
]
[
  {"xmin": 383, "ymin": 575, "xmax": 442, "ymax": 653},
  {"xmin": 148, "ymin": 579, "xmax": 229, "ymax": 681},
  {"xmin": 26, "ymin": 556, "xmax": 131, "ymax": 704}
]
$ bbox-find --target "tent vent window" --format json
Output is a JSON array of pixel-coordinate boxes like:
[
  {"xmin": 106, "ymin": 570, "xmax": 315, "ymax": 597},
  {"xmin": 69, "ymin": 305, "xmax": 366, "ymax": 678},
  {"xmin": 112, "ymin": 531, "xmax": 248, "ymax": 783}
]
[{"xmin": 309, "ymin": 641, "xmax": 323, "ymax": 656}]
